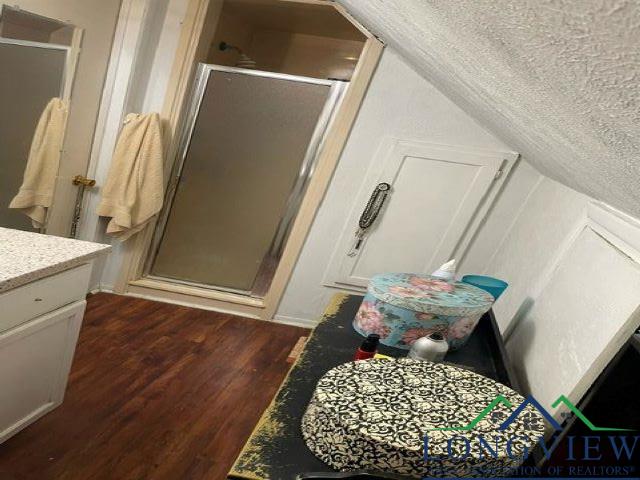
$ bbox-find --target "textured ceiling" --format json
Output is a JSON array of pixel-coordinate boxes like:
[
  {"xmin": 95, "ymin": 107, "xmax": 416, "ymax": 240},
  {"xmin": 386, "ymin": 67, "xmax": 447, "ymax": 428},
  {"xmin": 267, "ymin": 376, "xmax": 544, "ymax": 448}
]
[{"xmin": 339, "ymin": 0, "xmax": 640, "ymax": 217}]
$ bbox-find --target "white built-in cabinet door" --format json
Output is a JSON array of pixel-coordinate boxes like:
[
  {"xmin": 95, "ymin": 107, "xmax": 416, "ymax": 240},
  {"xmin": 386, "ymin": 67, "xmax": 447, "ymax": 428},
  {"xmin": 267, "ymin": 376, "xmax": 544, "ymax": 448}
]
[
  {"xmin": 324, "ymin": 139, "xmax": 516, "ymax": 289},
  {"xmin": 0, "ymin": 300, "xmax": 85, "ymax": 443}
]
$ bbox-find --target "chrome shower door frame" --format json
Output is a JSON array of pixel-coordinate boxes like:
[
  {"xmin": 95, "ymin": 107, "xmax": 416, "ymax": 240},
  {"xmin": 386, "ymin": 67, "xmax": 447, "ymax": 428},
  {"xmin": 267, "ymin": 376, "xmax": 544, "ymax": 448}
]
[{"xmin": 144, "ymin": 63, "xmax": 346, "ymax": 296}]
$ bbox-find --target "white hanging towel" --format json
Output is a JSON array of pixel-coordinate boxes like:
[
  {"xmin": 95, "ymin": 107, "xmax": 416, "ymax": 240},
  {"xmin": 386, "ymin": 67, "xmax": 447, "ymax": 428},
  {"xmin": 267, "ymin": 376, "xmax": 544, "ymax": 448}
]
[
  {"xmin": 9, "ymin": 97, "xmax": 69, "ymax": 228},
  {"xmin": 97, "ymin": 112, "xmax": 164, "ymax": 241}
]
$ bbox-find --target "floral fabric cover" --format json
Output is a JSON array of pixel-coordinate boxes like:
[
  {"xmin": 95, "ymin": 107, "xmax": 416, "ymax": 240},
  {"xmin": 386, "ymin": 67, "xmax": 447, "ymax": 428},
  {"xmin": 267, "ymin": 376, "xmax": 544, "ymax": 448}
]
[
  {"xmin": 354, "ymin": 273, "xmax": 495, "ymax": 350},
  {"xmin": 301, "ymin": 358, "xmax": 543, "ymax": 478},
  {"xmin": 368, "ymin": 273, "xmax": 494, "ymax": 316}
]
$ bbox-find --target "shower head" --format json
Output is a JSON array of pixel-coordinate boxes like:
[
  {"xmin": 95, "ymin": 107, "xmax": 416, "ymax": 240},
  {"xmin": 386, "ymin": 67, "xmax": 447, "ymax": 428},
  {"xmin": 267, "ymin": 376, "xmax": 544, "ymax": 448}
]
[
  {"xmin": 218, "ymin": 41, "xmax": 240, "ymax": 53},
  {"xmin": 218, "ymin": 41, "xmax": 257, "ymax": 69}
]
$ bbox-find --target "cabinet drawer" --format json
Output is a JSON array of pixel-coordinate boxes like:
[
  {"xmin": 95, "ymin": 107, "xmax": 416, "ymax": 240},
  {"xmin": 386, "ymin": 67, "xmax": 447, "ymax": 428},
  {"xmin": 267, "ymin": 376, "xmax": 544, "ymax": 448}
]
[{"xmin": 0, "ymin": 264, "xmax": 91, "ymax": 334}]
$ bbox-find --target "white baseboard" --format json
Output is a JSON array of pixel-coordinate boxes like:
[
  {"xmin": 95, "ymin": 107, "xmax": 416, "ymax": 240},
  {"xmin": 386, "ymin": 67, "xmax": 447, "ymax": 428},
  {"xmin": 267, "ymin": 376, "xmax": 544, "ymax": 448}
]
[
  {"xmin": 273, "ymin": 314, "xmax": 318, "ymax": 329},
  {"xmin": 91, "ymin": 284, "xmax": 115, "ymax": 294}
]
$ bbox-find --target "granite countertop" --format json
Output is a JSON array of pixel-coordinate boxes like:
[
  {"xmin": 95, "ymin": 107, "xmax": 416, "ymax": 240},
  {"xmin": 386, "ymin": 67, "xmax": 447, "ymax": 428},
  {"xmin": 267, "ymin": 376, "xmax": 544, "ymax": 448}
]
[{"xmin": 0, "ymin": 227, "xmax": 111, "ymax": 293}]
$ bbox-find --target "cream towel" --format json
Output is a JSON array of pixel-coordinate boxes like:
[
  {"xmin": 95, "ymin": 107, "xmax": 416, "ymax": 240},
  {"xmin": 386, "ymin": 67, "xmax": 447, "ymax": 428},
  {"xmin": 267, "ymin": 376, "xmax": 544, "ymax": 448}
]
[
  {"xmin": 96, "ymin": 112, "xmax": 164, "ymax": 241},
  {"xmin": 9, "ymin": 98, "xmax": 69, "ymax": 228}
]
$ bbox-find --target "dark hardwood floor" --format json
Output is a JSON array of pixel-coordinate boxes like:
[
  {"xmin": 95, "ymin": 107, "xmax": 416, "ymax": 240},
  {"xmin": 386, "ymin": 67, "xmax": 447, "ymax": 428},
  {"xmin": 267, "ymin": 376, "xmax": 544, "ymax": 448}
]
[{"xmin": 0, "ymin": 293, "xmax": 308, "ymax": 480}]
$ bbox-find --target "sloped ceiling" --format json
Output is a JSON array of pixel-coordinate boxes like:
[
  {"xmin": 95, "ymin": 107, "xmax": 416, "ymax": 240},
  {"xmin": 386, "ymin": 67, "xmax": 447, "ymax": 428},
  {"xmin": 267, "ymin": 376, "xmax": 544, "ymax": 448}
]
[{"xmin": 339, "ymin": 0, "xmax": 640, "ymax": 217}]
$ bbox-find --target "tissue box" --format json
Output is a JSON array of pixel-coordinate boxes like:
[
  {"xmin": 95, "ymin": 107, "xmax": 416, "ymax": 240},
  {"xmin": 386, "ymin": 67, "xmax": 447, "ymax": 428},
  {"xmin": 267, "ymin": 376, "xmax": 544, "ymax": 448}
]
[{"xmin": 353, "ymin": 273, "xmax": 494, "ymax": 350}]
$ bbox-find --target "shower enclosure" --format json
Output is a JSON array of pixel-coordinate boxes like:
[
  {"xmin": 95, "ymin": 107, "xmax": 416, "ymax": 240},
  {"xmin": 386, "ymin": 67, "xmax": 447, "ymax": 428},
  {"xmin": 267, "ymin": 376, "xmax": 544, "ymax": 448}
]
[{"xmin": 145, "ymin": 64, "xmax": 345, "ymax": 297}]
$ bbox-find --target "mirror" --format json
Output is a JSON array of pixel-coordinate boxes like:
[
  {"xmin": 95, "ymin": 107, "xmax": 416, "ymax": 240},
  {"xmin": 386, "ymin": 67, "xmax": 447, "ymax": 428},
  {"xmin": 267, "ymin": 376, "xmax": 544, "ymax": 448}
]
[
  {"xmin": 0, "ymin": 2, "xmax": 121, "ymax": 235},
  {"xmin": 0, "ymin": 7, "xmax": 71, "ymax": 232},
  {"xmin": 0, "ymin": 38, "xmax": 68, "ymax": 231}
]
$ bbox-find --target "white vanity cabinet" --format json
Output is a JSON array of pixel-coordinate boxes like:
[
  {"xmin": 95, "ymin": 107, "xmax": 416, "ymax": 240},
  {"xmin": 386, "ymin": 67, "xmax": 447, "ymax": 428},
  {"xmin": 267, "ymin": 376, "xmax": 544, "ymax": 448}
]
[
  {"xmin": 0, "ymin": 264, "xmax": 91, "ymax": 443},
  {"xmin": 0, "ymin": 227, "xmax": 110, "ymax": 445}
]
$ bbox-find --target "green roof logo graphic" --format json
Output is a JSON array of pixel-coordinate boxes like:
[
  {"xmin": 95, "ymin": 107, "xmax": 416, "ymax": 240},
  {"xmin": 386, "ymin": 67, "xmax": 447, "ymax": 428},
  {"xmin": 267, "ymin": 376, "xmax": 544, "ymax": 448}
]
[{"xmin": 428, "ymin": 394, "xmax": 632, "ymax": 432}]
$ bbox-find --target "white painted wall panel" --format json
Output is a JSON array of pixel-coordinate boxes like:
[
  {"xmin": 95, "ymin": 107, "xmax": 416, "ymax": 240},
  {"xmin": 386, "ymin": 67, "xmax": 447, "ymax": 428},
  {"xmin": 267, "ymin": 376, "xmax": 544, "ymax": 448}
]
[
  {"xmin": 457, "ymin": 160, "xmax": 542, "ymax": 275},
  {"xmin": 507, "ymin": 226, "xmax": 640, "ymax": 408},
  {"xmin": 326, "ymin": 140, "xmax": 505, "ymax": 288},
  {"xmin": 482, "ymin": 178, "xmax": 589, "ymax": 332}
]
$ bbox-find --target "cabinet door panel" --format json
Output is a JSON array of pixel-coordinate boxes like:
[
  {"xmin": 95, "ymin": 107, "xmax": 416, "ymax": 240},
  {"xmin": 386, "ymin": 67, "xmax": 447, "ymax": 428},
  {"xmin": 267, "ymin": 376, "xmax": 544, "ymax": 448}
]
[
  {"xmin": 0, "ymin": 300, "xmax": 85, "ymax": 443},
  {"xmin": 326, "ymin": 140, "xmax": 506, "ymax": 288}
]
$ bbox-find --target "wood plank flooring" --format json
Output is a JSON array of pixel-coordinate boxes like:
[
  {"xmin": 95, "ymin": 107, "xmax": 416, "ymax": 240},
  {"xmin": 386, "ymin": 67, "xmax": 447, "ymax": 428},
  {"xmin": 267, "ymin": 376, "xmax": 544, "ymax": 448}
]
[{"xmin": 0, "ymin": 293, "xmax": 309, "ymax": 480}]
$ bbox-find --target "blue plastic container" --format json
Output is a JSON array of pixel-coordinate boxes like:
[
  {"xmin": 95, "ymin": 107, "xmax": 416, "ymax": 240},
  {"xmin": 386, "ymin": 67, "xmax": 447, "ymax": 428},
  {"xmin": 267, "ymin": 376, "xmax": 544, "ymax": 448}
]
[
  {"xmin": 354, "ymin": 273, "xmax": 495, "ymax": 350},
  {"xmin": 461, "ymin": 275, "xmax": 508, "ymax": 300}
]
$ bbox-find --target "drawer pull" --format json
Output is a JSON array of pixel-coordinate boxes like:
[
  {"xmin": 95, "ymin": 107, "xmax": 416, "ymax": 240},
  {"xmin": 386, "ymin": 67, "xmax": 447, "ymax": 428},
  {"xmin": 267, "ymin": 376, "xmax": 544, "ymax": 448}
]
[{"xmin": 34, "ymin": 298, "xmax": 43, "ymax": 302}]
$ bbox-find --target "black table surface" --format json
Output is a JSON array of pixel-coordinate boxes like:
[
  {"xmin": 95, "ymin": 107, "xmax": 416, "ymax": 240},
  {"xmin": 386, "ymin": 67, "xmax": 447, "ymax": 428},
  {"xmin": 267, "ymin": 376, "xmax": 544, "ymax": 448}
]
[{"xmin": 228, "ymin": 293, "xmax": 519, "ymax": 480}]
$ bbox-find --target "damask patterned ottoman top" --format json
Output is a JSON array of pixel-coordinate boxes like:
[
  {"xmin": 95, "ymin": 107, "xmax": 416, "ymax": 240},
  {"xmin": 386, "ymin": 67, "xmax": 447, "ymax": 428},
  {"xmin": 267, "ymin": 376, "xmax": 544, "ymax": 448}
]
[
  {"xmin": 367, "ymin": 273, "xmax": 494, "ymax": 317},
  {"xmin": 302, "ymin": 358, "xmax": 544, "ymax": 478}
]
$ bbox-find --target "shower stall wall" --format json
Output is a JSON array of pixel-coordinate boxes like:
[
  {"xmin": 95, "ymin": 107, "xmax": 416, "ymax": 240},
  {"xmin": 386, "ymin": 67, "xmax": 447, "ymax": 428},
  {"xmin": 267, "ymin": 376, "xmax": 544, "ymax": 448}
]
[{"xmin": 146, "ymin": 64, "xmax": 345, "ymax": 297}]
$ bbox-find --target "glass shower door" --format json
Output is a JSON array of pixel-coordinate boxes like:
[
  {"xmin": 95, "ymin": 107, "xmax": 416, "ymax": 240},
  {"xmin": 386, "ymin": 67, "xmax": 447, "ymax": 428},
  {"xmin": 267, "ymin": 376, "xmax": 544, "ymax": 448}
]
[{"xmin": 148, "ymin": 64, "xmax": 342, "ymax": 296}]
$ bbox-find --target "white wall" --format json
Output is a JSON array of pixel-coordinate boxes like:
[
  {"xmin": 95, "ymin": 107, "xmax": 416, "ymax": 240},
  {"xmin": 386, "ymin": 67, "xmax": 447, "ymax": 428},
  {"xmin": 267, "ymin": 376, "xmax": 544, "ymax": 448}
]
[
  {"xmin": 275, "ymin": 48, "xmax": 521, "ymax": 325},
  {"xmin": 455, "ymin": 160, "xmax": 542, "ymax": 276},
  {"xmin": 506, "ymin": 210, "xmax": 640, "ymax": 408},
  {"xmin": 485, "ymin": 176, "xmax": 640, "ymax": 407},
  {"xmin": 463, "ymin": 176, "xmax": 589, "ymax": 332},
  {"xmin": 81, "ymin": 0, "xmax": 190, "ymax": 291}
]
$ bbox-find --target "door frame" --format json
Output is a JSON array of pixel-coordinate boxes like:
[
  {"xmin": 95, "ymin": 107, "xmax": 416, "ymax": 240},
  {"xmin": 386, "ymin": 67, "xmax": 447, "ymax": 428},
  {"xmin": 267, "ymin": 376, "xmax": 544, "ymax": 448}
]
[{"xmin": 117, "ymin": 0, "xmax": 384, "ymax": 320}]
